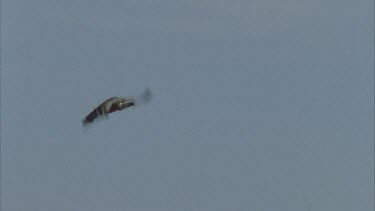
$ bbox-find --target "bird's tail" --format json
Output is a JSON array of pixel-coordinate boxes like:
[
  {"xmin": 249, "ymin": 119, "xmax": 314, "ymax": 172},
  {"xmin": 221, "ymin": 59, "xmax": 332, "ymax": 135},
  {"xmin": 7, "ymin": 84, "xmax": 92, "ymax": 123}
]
[{"xmin": 82, "ymin": 105, "xmax": 106, "ymax": 126}]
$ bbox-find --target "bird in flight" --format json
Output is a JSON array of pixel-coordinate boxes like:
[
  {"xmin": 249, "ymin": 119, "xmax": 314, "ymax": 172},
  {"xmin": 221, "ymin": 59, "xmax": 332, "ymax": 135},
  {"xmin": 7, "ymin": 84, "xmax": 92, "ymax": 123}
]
[{"xmin": 82, "ymin": 88, "xmax": 152, "ymax": 126}]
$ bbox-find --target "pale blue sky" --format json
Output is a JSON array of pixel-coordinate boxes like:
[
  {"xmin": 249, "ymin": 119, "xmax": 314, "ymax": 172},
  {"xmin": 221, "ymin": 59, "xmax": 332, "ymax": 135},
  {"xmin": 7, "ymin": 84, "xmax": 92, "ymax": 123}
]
[{"xmin": 1, "ymin": 0, "xmax": 374, "ymax": 210}]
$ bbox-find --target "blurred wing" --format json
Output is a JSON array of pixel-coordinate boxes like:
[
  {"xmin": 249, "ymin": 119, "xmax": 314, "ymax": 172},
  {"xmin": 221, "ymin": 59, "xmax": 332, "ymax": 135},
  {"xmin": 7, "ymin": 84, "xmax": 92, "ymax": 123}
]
[{"xmin": 136, "ymin": 87, "xmax": 152, "ymax": 105}]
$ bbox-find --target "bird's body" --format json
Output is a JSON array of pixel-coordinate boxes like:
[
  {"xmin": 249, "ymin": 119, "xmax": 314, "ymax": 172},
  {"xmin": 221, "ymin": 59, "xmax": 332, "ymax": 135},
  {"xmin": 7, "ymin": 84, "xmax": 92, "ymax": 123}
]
[
  {"xmin": 82, "ymin": 97, "xmax": 135, "ymax": 125},
  {"xmin": 82, "ymin": 88, "xmax": 152, "ymax": 126}
]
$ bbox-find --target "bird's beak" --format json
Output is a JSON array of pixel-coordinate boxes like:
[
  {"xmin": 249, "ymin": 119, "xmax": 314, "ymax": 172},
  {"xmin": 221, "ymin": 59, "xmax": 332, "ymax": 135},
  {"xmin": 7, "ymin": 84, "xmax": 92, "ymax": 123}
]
[{"xmin": 122, "ymin": 100, "xmax": 135, "ymax": 108}]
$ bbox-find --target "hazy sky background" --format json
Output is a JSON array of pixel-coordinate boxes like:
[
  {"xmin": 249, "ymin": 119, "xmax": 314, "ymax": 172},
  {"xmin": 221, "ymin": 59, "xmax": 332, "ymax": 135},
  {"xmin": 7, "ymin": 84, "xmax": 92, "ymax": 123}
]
[{"xmin": 1, "ymin": 0, "xmax": 373, "ymax": 210}]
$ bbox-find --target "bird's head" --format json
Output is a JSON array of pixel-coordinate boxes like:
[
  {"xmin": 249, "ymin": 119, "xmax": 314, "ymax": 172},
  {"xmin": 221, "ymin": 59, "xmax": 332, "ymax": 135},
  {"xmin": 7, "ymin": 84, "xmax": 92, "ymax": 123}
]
[{"xmin": 118, "ymin": 98, "xmax": 135, "ymax": 110}]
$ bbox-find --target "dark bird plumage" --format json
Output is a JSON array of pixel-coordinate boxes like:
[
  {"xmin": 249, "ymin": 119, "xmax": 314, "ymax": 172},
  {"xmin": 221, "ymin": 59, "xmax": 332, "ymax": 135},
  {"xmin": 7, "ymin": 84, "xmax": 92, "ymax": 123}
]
[{"xmin": 82, "ymin": 97, "xmax": 135, "ymax": 125}]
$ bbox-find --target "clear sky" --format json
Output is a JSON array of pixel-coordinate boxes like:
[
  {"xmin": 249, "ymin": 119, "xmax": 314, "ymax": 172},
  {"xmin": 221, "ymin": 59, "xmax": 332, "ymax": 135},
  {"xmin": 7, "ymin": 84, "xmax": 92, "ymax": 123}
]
[{"xmin": 1, "ymin": 0, "xmax": 373, "ymax": 210}]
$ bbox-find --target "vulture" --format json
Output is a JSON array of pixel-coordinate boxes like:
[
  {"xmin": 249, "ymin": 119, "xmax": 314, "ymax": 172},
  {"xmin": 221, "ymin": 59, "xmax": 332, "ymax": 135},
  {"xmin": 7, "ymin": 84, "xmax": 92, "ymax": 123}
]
[{"xmin": 82, "ymin": 88, "xmax": 152, "ymax": 126}]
